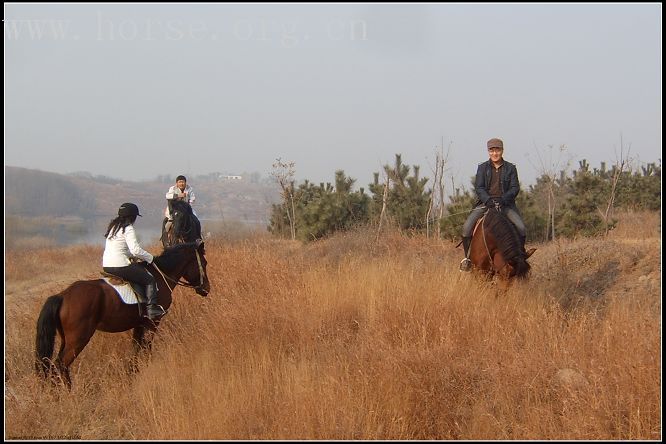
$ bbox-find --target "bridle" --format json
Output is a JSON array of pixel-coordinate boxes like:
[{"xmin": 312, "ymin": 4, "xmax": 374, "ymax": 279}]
[{"xmin": 151, "ymin": 247, "xmax": 208, "ymax": 295}]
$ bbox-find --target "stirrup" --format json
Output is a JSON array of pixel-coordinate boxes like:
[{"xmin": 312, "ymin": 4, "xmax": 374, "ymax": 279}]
[
  {"xmin": 459, "ymin": 257, "xmax": 472, "ymax": 272},
  {"xmin": 145, "ymin": 304, "xmax": 166, "ymax": 321}
]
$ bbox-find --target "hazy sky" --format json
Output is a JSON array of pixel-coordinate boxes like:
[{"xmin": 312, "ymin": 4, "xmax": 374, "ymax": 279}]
[{"xmin": 5, "ymin": 3, "xmax": 662, "ymax": 190}]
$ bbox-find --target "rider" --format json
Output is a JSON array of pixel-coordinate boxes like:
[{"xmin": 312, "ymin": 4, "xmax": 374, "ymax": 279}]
[
  {"xmin": 163, "ymin": 175, "xmax": 201, "ymax": 239},
  {"xmin": 103, "ymin": 202, "xmax": 166, "ymax": 321},
  {"xmin": 459, "ymin": 138, "xmax": 527, "ymax": 272}
]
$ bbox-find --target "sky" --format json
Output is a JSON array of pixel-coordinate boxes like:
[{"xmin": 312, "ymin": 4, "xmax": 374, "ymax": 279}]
[{"xmin": 5, "ymin": 3, "xmax": 662, "ymax": 192}]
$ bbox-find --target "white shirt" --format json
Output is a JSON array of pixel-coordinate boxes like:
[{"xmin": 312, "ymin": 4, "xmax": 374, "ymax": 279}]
[
  {"xmin": 102, "ymin": 224, "xmax": 154, "ymax": 267},
  {"xmin": 164, "ymin": 184, "xmax": 197, "ymax": 218}
]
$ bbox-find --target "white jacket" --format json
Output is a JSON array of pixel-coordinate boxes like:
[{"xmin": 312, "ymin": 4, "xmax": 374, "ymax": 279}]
[
  {"xmin": 164, "ymin": 184, "xmax": 197, "ymax": 218},
  {"xmin": 102, "ymin": 224, "xmax": 154, "ymax": 267}
]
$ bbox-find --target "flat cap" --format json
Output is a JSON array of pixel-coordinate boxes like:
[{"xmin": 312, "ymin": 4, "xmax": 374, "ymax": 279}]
[{"xmin": 487, "ymin": 138, "xmax": 504, "ymax": 149}]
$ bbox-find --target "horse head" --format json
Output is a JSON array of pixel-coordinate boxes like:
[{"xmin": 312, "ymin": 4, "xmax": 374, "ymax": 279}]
[
  {"xmin": 155, "ymin": 239, "xmax": 210, "ymax": 296},
  {"xmin": 170, "ymin": 200, "xmax": 194, "ymax": 241}
]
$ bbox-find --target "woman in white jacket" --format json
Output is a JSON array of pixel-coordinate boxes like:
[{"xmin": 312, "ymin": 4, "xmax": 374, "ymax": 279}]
[{"xmin": 103, "ymin": 202, "xmax": 165, "ymax": 321}]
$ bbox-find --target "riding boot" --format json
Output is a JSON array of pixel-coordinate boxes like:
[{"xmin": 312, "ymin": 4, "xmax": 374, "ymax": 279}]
[
  {"xmin": 459, "ymin": 236, "xmax": 472, "ymax": 272},
  {"xmin": 145, "ymin": 283, "xmax": 165, "ymax": 321}
]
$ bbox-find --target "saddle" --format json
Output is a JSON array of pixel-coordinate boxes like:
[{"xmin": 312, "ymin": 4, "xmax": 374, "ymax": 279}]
[{"xmin": 100, "ymin": 271, "xmax": 148, "ymax": 304}]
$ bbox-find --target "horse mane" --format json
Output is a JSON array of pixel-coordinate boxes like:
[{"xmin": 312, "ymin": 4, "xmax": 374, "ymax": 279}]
[
  {"xmin": 484, "ymin": 208, "xmax": 530, "ymax": 277},
  {"xmin": 171, "ymin": 199, "xmax": 192, "ymax": 214},
  {"xmin": 170, "ymin": 199, "xmax": 200, "ymax": 240},
  {"xmin": 153, "ymin": 242, "xmax": 203, "ymax": 270}
]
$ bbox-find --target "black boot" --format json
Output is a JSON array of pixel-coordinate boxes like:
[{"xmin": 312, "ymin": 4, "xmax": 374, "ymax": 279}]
[
  {"xmin": 145, "ymin": 283, "xmax": 165, "ymax": 321},
  {"xmin": 459, "ymin": 236, "xmax": 472, "ymax": 272}
]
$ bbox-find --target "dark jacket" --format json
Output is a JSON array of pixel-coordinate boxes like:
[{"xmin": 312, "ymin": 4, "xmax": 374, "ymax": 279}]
[{"xmin": 473, "ymin": 160, "xmax": 520, "ymax": 208}]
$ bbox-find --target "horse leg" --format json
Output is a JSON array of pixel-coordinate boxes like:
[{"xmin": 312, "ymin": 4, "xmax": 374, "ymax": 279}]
[
  {"xmin": 50, "ymin": 335, "xmax": 66, "ymax": 385},
  {"xmin": 129, "ymin": 326, "xmax": 150, "ymax": 373},
  {"xmin": 493, "ymin": 260, "xmax": 513, "ymax": 292},
  {"xmin": 38, "ymin": 330, "xmax": 67, "ymax": 387},
  {"xmin": 168, "ymin": 227, "xmax": 176, "ymax": 247},
  {"xmin": 55, "ymin": 325, "xmax": 96, "ymax": 390},
  {"xmin": 160, "ymin": 217, "xmax": 171, "ymax": 248}
]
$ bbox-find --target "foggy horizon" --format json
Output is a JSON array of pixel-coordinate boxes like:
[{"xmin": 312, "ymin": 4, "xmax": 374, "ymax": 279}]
[{"xmin": 5, "ymin": 3, "xmax": 662, "ymax": 191}]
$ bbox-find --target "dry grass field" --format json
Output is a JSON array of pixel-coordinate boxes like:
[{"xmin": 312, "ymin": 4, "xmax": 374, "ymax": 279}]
[{"xmin": 4, "ymin": 211, "xmax": 661, "ymax": 440}]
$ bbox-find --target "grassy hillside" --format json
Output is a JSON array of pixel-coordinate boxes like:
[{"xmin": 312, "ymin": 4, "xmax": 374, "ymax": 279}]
[{"xmin": 4, "ymin": 211, "xmax": 661, "ymax": 440}]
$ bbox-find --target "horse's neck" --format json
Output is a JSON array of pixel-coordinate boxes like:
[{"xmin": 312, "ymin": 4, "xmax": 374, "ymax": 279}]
[
  {"xmin": 175, "ymin": 213, "xmax": 193, "ymax": 235},
  {"xmin": 151, "ymin": 258, "xmax": 186, "ymax": 290}
]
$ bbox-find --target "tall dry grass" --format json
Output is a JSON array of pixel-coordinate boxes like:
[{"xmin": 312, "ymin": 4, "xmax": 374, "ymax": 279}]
[{"xmin": 4, "ymin": 211, "xmax": 661, "ymax": 440}]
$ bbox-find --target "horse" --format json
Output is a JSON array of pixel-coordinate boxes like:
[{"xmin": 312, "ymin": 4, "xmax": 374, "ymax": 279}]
[
  {"xmin": 161, "ymin": 199, "xmax": 201, "ymax": 248},
  {"xmin": 35, "ymin": 240, "xmax": 210, "ymax": 388},
  {"xmin": 469, "ymin": 207, "xmax": 536, "ymax": 289}
]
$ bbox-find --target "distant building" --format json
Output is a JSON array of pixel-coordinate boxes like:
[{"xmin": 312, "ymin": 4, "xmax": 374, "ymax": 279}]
[{"xmin": 221, "ymin": 175, "xmax": 242, "ymax": 180}]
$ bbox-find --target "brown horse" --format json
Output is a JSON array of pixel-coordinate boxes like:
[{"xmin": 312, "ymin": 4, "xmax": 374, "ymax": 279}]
[
  {"xmin": 35, "ymin": 240, "xmax": 210, "ymax": 388},
  {"xmin": 469, "ymin": 207, "xmax": 536, "ymax": 289}
]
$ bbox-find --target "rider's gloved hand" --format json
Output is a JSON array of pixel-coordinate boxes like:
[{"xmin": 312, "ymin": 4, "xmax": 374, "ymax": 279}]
[{"xmin": 485, "ymin": 198, "xmax": 499, "ymax": 209}]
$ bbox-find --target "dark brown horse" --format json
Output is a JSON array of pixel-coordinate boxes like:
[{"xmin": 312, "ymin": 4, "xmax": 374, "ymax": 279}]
[
  {"xmin": 35, "ymin": 241, "xmax": 210, "ymax": 388},
  {"xmin": 469, "ymin": 207, "xmax": 536, "ymax": 289},
  {"xmin": 161, "ymin": 199, "xmax": 201, "ymax": 248}
]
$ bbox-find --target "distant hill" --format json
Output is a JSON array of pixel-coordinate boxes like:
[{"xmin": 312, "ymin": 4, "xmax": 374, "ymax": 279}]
[{"xmin": 5, "ymin": 166, "xmax": 280, "ymax": 225}]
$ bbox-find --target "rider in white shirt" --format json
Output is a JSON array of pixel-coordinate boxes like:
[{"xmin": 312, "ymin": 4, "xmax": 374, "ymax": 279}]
[
  {"xmin": 103, "ymin": 202, "xmax": 165, "ymax": 321},
  {"xmin": 165, "ymin": 175, "xmax": 196, "ymax": 217},
  {"xmin": 163, "ymin": 175, "xmax": 201, "ymax": 239}
]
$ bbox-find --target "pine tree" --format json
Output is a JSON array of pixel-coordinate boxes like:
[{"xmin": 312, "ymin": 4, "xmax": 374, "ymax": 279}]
[
  {"xmin": 440, "ymin": 186, "xmax": 475, "ymax": 242},
  {"xmin": 558, "ymin": 166, "xmax": 612, "ymax": 237},
  {"xmin": 369, "ymin": 154, "xmax": 432, "ymax": 232}
]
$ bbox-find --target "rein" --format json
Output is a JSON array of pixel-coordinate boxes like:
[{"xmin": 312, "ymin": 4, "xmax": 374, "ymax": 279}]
[
  {"xmin": 480, "ymin": 214, "xmax": 496, "ymax": 273},
  {"xmin": 151, "ymin": 249, "xmax": 206, "ymax": 293}
]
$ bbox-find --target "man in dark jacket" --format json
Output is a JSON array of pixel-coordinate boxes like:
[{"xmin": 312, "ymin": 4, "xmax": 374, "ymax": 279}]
[{"xmin": 460, "ymin": 138, "xmax": 527, "ymax": 271}]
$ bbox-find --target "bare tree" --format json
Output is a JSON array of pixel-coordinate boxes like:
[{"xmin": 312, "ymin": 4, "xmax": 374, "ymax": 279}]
[
  {"xmin": 599, "ymin": 134, "xmax": 631, "ymax": 236},
  {"xmin": 271, "ymin": 158, "xmax": 297, "ymax": 240},
  {"xmin": 426, "ymin": 138, "xmax": 451, "ymax": 239},
  {"xmin": 528, "ymin": 143, "xmax": 571, "ymax": 242},
  {"xmin": 375, "ymin": 171, "xmax": 390, "ymax": 243}
]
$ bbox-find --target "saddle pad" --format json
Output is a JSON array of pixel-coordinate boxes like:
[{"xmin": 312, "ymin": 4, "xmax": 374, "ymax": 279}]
[{"xmin": 103, "ymin": 278, "xmax": 140, "ymax": 304}]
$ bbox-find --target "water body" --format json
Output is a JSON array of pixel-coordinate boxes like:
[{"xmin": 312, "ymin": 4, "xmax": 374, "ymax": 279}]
[
  {"xmin": 55, "ymin": 216, "xmax": 166, "ymax": 247},
  {"xmin": 22, "ymin": 216, "xmax": 268, "ymax": 248}
]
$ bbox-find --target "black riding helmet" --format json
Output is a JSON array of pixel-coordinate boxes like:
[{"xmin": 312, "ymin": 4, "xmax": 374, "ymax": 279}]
[{"xmin": 118, "ymin": 202, "xmax": 142, "ymax": 217}]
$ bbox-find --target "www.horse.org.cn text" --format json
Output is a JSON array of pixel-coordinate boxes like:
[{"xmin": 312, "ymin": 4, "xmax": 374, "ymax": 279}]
[{"xmin": 4, "ymin": 14, "xmax": 369, "ymax": 48}]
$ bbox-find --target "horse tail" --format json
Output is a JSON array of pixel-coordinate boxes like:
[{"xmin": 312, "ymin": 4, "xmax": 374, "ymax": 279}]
[{"xmin": 35, "ymin": 295, "xmax": 63, "ymax": 377}]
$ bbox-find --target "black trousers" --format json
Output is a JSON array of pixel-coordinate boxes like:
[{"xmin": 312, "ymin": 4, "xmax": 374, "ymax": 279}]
[{"xmin": 104, "ymin": 264, "xmax": 155, "ymax": 286}]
